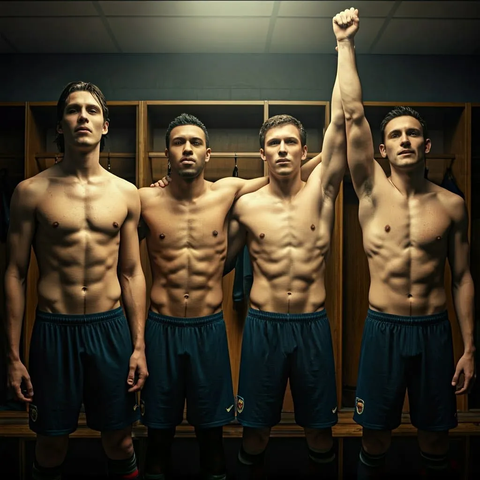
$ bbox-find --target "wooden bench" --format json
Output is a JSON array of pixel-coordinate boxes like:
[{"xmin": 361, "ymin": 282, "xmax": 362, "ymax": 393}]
[{"xmin": 3, "ymin": 411, "xmax": 480, "ymax": 438}]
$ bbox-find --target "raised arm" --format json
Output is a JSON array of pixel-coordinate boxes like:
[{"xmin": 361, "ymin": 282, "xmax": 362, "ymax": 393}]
[
  {"xmin": 307, "ymin": 63, "xmax": 346, "ymax": 202},
  {"xmin": 447, "ymin": 198, "xmax": 476, "ymax": 394},
  {"xmin": 5, "ymin": 180, "xmax": 37, "ymax": 402},
  {"xmin": 334, "ymin": 8, "xmax": 377, "ymax": 197},
  {"xmin": 119, "ymin": 185, "xmax": 148, "ymax": 392}
]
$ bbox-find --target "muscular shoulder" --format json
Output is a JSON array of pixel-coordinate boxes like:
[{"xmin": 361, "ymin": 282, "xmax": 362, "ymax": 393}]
[
  {"xmin": 138, "ymin": 185, "xmax": 165, "ymax": 207},
  {"xmin": 12, "ymin": 175, "xmax": 49, "ymax": 208},
  {"xmin": 233, "ymin": 186, "xmax": 268, "ymax": 214},
  {"xmin": 106, "ymin": 173, "xmax": 137, "ymax": 199},
  {"xmin": 434, "ymin": 184, "xmax": 467, "ymax": 223},
  {"xmin": 102, "ymin": 174, "xmax": 139, "ymax": 218},
  {"xmin": 108, "ymin": 173, "xmax": 137, "ymax": 194}
]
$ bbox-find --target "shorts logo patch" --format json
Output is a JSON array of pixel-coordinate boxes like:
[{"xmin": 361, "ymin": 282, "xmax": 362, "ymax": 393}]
[
  {"xmin": 226, "ymin": 404, "xmax": 234, "ymax": 413},
  {"xmin": 332, "ymin": 406, "xmax": 338, "ymax": 414},
  {"xmin": 356, "ymin": 397, "xmax": 365, "ymax": 415},
  {"xmin": 29, "ymin": 404, "xmax": 38, "ymax": 422},
  {"xmin": 236, "ymin": 396, "xmax": 244, "ymax": 414}
]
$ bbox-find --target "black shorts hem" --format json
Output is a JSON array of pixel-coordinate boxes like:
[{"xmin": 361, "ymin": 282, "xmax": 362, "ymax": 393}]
[
  {"xmin": 29, "ymin": 425, "xmax": 78, "ymax": 436},
  {"xmin": 88, "ymin": 417, "xmax": 140, "ymax": 432},
  {"xmin": 237, "ymin": 418, "xmax": 279, "ymax": 428},
  {"xmin": 353, "ymin": 418, "xmax": 399, "ymax": 431},
  {"xmin": 191, "ymin": 416, "xmax": 235, "ymax": 429},
  {"xmin": 296, "ymin": 418, "xmax": 338, "ymax": 429},
  {"xmin": 411, "ymin": 422, "xmax": 458, "ymax": 432},
  {"xmin": 140, "ymin": 418, "xmax": 184, "ymax": 429}
]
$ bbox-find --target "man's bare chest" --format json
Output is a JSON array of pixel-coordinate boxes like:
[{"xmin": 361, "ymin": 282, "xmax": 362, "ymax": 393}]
[
  {"xmin": 36, "ymin": 188, "xmax": 127, "ymax": 238},
  {"xmin": 363, "ymin": 198, "xmax": 451, "ymax": 252},
  {"xmin": 144, "ymin": 198, "xmax": 230, "ymax": 248}
]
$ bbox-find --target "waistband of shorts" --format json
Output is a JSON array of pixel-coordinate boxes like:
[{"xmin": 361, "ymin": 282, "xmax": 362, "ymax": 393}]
[
  {"xmin": 36, "ymin": 306, "xmax": 124, "ymax": 325},
  {"xmin": 147, "ymin": 310, "xmax": 224, "ymax": 327},
  {"xmin": 247, "ymin": 307, "xmax": 327, "ymax": 323},
  {"xmin": 367, "ymin": 308, "xmax": 448, "ymax": 325}
]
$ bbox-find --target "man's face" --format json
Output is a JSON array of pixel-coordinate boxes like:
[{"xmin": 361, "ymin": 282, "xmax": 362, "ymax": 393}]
[
  {"xmin": 260, "ymin": 124, "xmax": 307, "ymax": 178},
  {"xmin": 379, "ymin": 115, "xmax": 431, "ymax": 169},
  {"xmin": 57, "ymin": 90, "xmax": 108, "ymax": 152},
  {"xmin": 166, "ymin": 125, "xmax": 211, "ymax": 179}
]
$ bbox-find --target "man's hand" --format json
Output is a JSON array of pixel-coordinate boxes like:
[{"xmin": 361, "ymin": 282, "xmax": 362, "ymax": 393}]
[
  {"xmin": 452, "ymin": 353, "xmax": 476, "ymax": 395},
  {"xmin": 150, "ymin": 175, "xmax": 171, "ymax": 188},
  {"xmin": 333, "ymin": 7, "xmax": 359, "ymax": 42},
  {"xmin": 127, "ymin": 349, "xmax": 149, "ymax": 393},
  {"xmin": 7, "ymin": 360, "xmax": 34, "ymax": 403}
]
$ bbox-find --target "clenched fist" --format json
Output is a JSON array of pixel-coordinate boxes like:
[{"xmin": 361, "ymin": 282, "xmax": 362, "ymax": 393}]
[{"xmin": 333, "ymin": 7, "xmax": 359, "ymax": 42}]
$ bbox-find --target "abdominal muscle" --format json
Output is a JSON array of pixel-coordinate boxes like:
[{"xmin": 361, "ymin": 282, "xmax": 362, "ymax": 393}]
[
  {"xmin": 248, "ymin": 246, "xmax": 327, "ymax": 314},
  {"xmin": 367, "ymin": 250, "xmax": 448, "ymax": 316},
  {"xmin": 148, "ymin": 243, "xmax": 226, "ymax": 318},
  {"xmin": 34, "ymin": 236, "xmax": 122, "ymax": 315}
]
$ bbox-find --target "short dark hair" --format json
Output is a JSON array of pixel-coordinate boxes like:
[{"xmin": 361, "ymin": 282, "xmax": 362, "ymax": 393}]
[
  {"xmin": 55, "ymin": 81, "xmax": 109, "ymax": 153},
  {"xmin": 165, "ymin": 113, "xmax": 210, "ymax": 149},
  {"xmin": 259, "ymin": 114, "xmax": 307, "ymax": 149},
  {"xmin": 380, "ymin": 106, "xmax": 428, "ymax": 143}
]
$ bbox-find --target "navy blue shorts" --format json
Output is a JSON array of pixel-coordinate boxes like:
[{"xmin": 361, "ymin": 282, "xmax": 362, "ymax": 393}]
[
  {"xmin": 353, "ymin": 309, "xmax": 458, "ymax": 431},
  {"xmin": 141, "ymin": 311, "xmax": 235, "ymax": 429},
  {"xmin": 28, "ymin": 307, "xmax": 139, "ymax": 436},
  {"xmin": 237, "ymin": 308, "xmax": 338, "ymax": 428}
]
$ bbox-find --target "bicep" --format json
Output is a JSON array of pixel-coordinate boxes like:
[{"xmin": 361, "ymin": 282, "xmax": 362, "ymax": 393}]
[
  {"xmin": 448, "ymin": 206, "xmax": 471, "ymax": 282},
  {"xmin": 6, "ymin": 188, "xmax": 36, "ymax": 276},
  {"xmin": 236, "ymin": 177, "xmax": 269, "ymax": 198},
  {"xmin": 119, "ymin": 194, "xmax": 142, "ymax": 273},
  {"xmin": 213, "ymin": 177, "xmax": 268, "ymax": 200},
  {"xmin": 345, "ymin": 115, "xmax": 376, "ymax": 195},
  {"xmin": 318, "ymin": 120, "xmax": 347, "ymax": 200}
]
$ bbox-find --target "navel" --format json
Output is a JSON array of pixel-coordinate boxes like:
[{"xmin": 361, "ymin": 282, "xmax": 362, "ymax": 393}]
[
  {"xmin": 310, "ymin": 224, "xmax": 316, "ymax": 231},
  {"xmin": 212, "ymin": 230, "xmax": 218, "ymax": 237},
  {"xmin": 52, "ymin": 221, "xmax": 59, "ymax": 228},
  {"xmin": 385, "ymin": 225, "xmax": 391, "ymax": 232},
  {"xmin": 436, "ymin": 236, "xmax": 441, "ymax": 241},
  {"xmin": 113, "ymin": 222, "xmax": 119, "ymax": 228},
  {"xmin": 159, "ymin": 233, "xmax": 165, "ymax": 240},
  {"xmin": 259, "ymin": 233, "xmax": 265, "ymax": 239}
]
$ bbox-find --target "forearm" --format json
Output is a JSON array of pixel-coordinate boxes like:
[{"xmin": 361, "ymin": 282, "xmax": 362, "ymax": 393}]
[
  {"xmin": 236, "ymin": 176, "xmax": 269, "ymax": 198},
  {"xmin": 120, "ymin": 271, "xmax": 147, "ymax": 349},
  {"xmin": 453, "ymin": 276, "xmax": 475, "ymax": 354},
  {"xmin": 337, "ymin": 39, "xmax": 364, "ymax": 120},
  {"xmin": 5, "ymin": 270, "xmax": 27, "ymax": 361}
]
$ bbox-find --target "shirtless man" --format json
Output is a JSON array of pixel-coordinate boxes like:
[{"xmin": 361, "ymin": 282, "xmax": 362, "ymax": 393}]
[
  {"xmin": 5, "ymin": 82, "xmax": 147, "ymax": 480},
  {"xmin": 227, "ymin": 62, "xmax": 346, "ymax": 479},
  {"xmin": 334, "ymin": 8, "xmax": 475, "ymax": 478}
]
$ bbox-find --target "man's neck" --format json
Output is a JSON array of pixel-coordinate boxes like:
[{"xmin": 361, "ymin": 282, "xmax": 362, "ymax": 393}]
[
  {"xmin": 59, "ymin": 145, "xmax": 104, "ymax": 181},
  {"xmin": 389, "ymin": 164, "xmax": 427, "ymax": 197},
  {"xmin": 268, "ymin": 171, "xmax": 304, "ymax": 199},
  {"xmin": 169, "ymin": 173, "xmax": 207, "ymax": 200}
]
